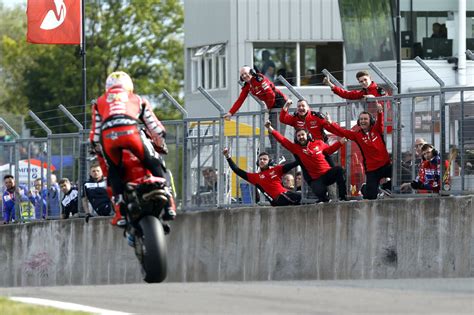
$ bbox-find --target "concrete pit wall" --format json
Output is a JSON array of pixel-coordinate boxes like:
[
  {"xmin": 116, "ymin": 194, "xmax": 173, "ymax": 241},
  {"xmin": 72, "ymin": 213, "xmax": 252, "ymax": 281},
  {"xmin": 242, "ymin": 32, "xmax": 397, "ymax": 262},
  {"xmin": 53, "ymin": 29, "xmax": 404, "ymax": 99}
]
[{"xmin": 0, "ymin": 196, "xmax": 472, "ymax": 287}]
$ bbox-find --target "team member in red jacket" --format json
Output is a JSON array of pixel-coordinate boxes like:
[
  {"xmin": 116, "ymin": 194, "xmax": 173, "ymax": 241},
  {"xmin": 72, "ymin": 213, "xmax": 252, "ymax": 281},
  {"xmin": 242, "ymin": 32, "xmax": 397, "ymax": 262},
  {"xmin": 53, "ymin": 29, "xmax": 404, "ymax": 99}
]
[
  {"xmin": 90, "ymin": 71, "xmax": 176, "ymax": 224},
  {"xmin": 325, "ymin": 104, "xmax": 391, "ymax": 200},
  {"xmin": 279, "ymin": 99, "xmax": 328, "ymax": 141},
  {"xmin": 223, "ymin": 149, "xmax": 301, "ymax": 206},
  {"xmin": 224, "ymin": 66, "xmax": 288, "ymax": 153},
  {"xmin": 279, "ymin": 98, "xmax": 336, "ymax": 167},
  {"xmin": 224, "ymin": 66, "xmax": 288, "ymax": 119},
  {"xmin": 323, "ymin": 70, "xmax": 392, "ymax": 131},
  {"xmin": 265, "ymin": 121, "xmax": 348, "ymax": 203}
]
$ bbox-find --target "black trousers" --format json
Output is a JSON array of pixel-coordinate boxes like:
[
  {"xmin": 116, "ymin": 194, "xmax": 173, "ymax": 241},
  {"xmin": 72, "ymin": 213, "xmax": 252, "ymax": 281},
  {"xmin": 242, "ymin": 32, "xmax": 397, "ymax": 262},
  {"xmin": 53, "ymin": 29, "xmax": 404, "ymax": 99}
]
[
  {"xmin": 309, "ymin": 166, "xmax": 347, "ymax": 202},
  {"xmin": 271, "ymin": 190, "xmax": 301, "ymax": 206},
  {"xmin": 364, "ymin": 163, "xmax": 392, "ymax": 200}
]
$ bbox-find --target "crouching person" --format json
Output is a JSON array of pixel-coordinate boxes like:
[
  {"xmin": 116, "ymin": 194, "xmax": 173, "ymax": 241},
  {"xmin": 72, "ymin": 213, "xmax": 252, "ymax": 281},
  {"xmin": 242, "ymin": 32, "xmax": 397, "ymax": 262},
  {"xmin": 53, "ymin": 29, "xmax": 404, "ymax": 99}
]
[
  {"xmin": 265, "ymin": 121, "xmax": 348, "ymax": 202},
  {"xmin": 223, "ymin": 148, "xmax": 301, "ymax": 206}
]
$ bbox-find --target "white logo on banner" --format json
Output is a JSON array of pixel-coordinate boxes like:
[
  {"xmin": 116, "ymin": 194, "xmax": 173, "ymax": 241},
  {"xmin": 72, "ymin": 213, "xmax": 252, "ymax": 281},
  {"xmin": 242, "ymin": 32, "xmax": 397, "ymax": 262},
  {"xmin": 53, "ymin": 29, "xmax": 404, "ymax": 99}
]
[{"xmin": 40, "ymin": 0, "xmax": 67, "ymax": 30}]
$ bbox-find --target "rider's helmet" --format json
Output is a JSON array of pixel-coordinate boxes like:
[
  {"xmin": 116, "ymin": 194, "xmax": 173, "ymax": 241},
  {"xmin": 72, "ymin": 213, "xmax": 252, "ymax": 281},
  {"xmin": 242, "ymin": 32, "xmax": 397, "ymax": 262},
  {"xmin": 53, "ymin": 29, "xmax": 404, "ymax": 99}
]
[{"xmin": 105, "ymin": 71, "xmax": 134, "ymax": 92}]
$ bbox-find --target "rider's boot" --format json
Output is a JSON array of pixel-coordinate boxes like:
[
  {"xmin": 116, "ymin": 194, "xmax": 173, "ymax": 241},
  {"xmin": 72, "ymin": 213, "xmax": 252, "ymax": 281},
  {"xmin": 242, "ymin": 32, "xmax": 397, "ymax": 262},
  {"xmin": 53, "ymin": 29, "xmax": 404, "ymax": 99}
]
[
  {"xmin": 111, "ymin": 194, "xmax": 127, "ymax": 227},
  {"xmin": 162, "ymin": 189, "xmax": 176, "ymax": 221}
]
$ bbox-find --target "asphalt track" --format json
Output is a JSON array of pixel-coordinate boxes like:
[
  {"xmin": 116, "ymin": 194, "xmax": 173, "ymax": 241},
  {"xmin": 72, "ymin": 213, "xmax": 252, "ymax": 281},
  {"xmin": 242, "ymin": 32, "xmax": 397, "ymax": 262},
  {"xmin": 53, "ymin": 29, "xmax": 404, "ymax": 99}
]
[{"xmin": 0, "ymin": 278, "xmax": 473, "ymax": 314}]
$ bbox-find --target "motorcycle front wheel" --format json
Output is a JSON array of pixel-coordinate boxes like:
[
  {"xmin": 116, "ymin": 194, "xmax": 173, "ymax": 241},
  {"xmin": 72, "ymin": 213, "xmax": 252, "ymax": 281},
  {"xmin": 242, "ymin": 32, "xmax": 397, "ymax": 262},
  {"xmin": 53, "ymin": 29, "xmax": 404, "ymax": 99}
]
[{"xmin": 135, "ymin": 215, "xmax": 168, "ymax": 283}]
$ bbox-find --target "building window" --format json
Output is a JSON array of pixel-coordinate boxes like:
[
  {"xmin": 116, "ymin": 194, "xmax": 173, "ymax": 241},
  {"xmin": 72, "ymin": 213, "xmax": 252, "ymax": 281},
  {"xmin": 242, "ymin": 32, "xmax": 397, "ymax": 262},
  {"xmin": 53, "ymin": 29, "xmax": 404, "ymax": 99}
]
[
  {"xmin": 338, "ymin": 0, "xmax": 396, "ymax": 63},
  {"xmin": 253, "ymin": 42, "xmax": 343, "ymax": 87},
  {"xmin": 190, "ymin": 44, "xmax": 226, "ymax": 91}
]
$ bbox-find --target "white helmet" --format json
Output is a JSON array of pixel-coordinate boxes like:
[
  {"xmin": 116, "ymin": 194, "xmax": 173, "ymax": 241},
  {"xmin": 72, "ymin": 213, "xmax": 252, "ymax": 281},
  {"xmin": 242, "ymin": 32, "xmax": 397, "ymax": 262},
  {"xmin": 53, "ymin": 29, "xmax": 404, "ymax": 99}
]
[{"xmin": 105, "ymin": 71, "xmax": 134, "ymax": 92}]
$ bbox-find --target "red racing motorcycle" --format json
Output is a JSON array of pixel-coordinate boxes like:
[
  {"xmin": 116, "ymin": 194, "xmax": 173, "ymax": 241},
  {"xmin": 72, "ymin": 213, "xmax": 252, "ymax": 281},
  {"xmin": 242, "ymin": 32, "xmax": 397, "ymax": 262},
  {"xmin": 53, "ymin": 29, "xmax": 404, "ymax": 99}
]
[{"xmin": 119, "ymin": 148, "xmax": 172, "ymax": 283}]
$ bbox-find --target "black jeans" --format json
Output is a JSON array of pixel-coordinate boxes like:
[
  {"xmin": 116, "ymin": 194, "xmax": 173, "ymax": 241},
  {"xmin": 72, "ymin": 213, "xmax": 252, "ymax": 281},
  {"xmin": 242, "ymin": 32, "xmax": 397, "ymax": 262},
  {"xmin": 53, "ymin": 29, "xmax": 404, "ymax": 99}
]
[
  {"xmin": 309, "ymin": 166, "xmax": 347, "ymax": 202},
  {"xmin": 364, "ymin": 163, "xmax": 392, "ymax": 200},
  {"xmin": 271, "ymin": 190, "xmax": 302, "ymax": 206}
]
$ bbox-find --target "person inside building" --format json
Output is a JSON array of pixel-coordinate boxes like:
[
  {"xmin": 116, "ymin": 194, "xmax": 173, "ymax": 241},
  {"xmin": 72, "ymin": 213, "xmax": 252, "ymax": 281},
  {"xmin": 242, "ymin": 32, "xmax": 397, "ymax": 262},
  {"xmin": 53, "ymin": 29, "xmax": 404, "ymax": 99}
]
[
  {"xmin": 89, "ymin": 71, "xmax": 176, "ymax": 226},
  {"xmin": 261, "ymin": 50, "xmax": 276, "ymax": 82},
  {"xmin": 59, "ymin": 177, "xmax": 79, "ymax": 219},
  {"xmin": 265, "ymin": 121, "xmax": 348, "ymax": 203},
  {"xmin": 223, "ymin": 148, "xmax": 301, "ymax": 206},
  {"xmin": 325, "ymin": 104, "xmax": 391, "ymax": 200},
  {"xmin": 223, "ymin": 65, "xmax": 288, "ymax": 154}
]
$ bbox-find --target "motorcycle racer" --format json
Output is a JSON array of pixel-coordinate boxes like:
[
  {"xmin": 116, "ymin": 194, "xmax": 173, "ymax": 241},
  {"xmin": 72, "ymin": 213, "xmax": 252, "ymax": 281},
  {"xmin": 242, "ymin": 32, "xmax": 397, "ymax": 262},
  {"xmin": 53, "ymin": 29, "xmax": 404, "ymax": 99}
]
[{"xmin": 90, "ymin": 71, "xmax": 176, "ymax": 226}]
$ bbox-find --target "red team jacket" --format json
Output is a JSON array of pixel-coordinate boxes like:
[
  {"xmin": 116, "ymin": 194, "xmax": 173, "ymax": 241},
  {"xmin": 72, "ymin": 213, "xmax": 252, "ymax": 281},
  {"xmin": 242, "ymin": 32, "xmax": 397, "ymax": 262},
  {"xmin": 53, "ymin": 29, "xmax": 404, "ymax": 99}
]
[
  {"xmin": 332, "ymin": 81, "xmax": 392, "ymax": 132},
  {"xmin": 271, "ymin": 129, "xmax": 342, "ymax": 180},
  {"xmin": 243, "ymin": 165, "xmax": 290, "ymax": 200},
  {"xmin": 229, "ymin": 74, "xmax": 287, "ymax": 114},
  {"xmin": 325, "ymin": 111, "xmax": 390, "ymax": 172},
  {"xmin": 279, "ymin": 110, "xmax": 328, "ymax": 141},
  {"xmin": 331, "ymin": 81, "xmax": 385, "ymax": 101}
]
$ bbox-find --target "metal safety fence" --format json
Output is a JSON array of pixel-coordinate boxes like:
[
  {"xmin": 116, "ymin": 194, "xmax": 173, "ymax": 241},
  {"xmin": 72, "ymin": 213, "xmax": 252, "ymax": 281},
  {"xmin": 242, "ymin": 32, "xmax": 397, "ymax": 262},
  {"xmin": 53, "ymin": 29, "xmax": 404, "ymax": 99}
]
[{"xmin": 1, "ymin": 62, "xmax": 473, "ymax": 220}]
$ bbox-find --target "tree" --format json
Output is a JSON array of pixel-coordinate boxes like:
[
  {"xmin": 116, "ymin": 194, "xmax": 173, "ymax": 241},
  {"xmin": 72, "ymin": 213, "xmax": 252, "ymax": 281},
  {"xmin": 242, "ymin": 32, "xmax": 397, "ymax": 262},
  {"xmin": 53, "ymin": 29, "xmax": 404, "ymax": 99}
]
[{"xmin": 0, "ymin": 0, "xmax": 184, "ymax": 134}]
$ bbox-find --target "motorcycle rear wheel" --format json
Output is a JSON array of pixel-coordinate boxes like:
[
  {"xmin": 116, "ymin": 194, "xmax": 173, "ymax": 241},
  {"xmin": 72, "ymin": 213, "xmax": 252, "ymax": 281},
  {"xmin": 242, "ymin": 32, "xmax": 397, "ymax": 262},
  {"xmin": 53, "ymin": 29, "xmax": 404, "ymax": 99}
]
[{"xmin": 135, "ymin": 215, "xmax": 168, "ymax": 283}]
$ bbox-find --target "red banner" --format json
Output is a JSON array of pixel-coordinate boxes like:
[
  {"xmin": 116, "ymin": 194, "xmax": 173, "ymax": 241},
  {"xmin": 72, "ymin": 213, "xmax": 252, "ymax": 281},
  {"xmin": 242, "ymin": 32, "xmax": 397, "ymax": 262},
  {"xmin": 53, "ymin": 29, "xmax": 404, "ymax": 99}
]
[{"xmin": 27, "ymin": 0, "xmax": 82, "ymax": 45}]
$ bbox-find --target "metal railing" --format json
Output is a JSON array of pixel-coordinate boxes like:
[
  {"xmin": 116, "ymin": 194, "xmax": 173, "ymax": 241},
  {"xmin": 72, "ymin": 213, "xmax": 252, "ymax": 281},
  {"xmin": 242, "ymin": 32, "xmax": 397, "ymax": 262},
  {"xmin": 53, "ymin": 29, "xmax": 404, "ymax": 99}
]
[{"xmin": 1, "ymin": 63, "xmax": 473, "ymax": 217}]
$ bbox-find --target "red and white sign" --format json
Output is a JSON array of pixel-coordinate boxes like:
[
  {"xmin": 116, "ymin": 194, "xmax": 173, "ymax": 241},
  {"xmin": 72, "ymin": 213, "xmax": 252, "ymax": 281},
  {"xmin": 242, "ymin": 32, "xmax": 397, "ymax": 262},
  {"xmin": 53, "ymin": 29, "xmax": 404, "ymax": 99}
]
[
  {"xmin": 27, "ymin": 0, "xmax": 82, "ymax": 45},
  {"xmin": 0, "ymin": 159, "xmax": 56, "ymax": 182}
]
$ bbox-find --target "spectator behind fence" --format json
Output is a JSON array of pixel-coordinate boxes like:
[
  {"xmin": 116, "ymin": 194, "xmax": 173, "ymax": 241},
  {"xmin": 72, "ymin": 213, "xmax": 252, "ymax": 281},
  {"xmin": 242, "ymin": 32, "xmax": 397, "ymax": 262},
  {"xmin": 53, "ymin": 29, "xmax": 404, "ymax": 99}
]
[
  {"xmin": 325, "ymin": 104, "xmax": 392, "ymax": 200},
  {"xmin": 223, "ymin": 66, "xmax": 288, "ymax": 155},
  {"xmin": 400, "ymin": 138, "xmax": 427, "ymax": 193},
  {"xmin": 200, "ymin": 167, "xmax": 217, "ymax": 193},
  {"xmin": 400, "ymin": 144, "xmax": 447, "ymax": 193},
  {"xmin": 223, "ymin": 148, "xmax": 301, "ymax": 206},
  {"xmin": 28, "ymin": 178, "xmax": 47, "ymax": 220},
  {"xmin": 48, "ymin": 174, "xmax": 61, "ymax": 217},
  {"xmin": 2, "ymin": 175, "xmax": 27, "ymax": 224},
  {"xmin": 59, "ymin": 178, "xmax": 78, "ymax": 219},
  {"xmin": 82, "ymin": 163, "xmax": 114, "ymax": 218},
  {"xmin": 295, "ymin": 171, "xmax": 302, "ymax": 191},
  {"xmin": 265, "ymin": 121, "xmax": 348, "ymax": 203},
  {"xmin": 282, "ymin": 173, "xmax": 295, "ymax": 190}
]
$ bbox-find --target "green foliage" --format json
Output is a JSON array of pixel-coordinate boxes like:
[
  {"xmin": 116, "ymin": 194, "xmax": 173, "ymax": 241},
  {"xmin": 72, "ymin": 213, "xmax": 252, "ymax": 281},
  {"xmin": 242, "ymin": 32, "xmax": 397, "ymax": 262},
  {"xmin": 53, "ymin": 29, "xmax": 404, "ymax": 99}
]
[{"xmin": 0, "ymin": 0, "xmax": 184, "ymax": 134}]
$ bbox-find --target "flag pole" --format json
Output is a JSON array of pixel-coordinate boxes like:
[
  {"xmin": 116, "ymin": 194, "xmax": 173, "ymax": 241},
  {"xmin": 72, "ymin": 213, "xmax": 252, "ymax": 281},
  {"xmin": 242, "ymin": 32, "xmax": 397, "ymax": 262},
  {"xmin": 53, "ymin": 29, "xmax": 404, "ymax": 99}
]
[
  {"xmin": 81, "ymin": 0, "xmax": 86, "ymax": 128},
  {"xmin": 80, "ymin": 0, "xmax": 88, "ymax": 200}
]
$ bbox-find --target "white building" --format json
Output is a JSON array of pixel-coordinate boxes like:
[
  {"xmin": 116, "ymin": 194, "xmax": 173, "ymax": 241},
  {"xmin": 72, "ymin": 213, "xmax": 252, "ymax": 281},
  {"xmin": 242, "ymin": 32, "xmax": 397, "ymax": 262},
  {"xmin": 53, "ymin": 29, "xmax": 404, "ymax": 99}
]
[{"xmin": 184, "ymin": 0, "xmax": 474, "ymax": 117}]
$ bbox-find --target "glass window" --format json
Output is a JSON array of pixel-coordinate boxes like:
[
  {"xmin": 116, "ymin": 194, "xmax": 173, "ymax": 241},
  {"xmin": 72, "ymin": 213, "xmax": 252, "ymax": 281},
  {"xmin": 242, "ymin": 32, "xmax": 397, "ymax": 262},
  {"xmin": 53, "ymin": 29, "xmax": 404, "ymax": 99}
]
[
  {"xmin": 190, "ymin": 44, "xmax": 227, "ymax": 91},
  {"xmin": 339, "ymin": 0, "xmax": 396, "ymax": 63},
  {"xmin": 253, "ymin": 43, "xmax": 297, "ymax": 85},
  {"xmin": 300, "ymin": 43, "xmax": 343, "ymax": 86},
  {"xmin": 253, "ymin": 42, "xmax": 343, "ymax": 86}
]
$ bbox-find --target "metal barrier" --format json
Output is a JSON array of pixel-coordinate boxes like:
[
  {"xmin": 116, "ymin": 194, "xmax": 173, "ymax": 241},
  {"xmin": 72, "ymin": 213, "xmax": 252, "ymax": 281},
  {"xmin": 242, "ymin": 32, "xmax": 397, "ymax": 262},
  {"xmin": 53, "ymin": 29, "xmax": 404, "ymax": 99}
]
[{"xmin": 1, "ymin": 65, "xmax": 473, "ymax": 216}]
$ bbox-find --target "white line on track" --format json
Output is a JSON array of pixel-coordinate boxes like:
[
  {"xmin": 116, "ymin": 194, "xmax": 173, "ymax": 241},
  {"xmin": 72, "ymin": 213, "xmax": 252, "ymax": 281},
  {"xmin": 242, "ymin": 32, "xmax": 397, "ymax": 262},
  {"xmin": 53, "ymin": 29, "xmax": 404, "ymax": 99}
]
[{"xmin": 10, "ymin": 297, "xmax": 130, "ymax": 315}]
